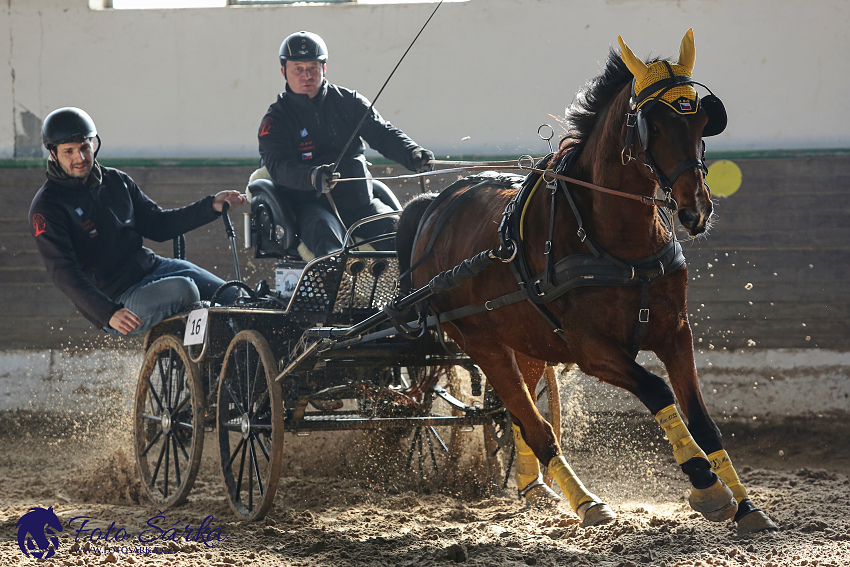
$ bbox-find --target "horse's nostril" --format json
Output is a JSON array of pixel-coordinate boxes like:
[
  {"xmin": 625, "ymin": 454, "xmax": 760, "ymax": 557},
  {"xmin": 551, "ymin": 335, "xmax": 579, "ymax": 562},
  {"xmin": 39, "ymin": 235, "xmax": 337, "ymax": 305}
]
[{"xmin": 678, "ymin": 209, "xmax": 698, "ymax": 227}]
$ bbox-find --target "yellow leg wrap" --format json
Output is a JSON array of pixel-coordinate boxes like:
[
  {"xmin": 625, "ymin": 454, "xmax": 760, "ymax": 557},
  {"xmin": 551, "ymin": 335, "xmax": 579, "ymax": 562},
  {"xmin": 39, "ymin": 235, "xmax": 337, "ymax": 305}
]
[
  {"xmin": 512, "ymin": 423, "xmax": 541, "ymax": 492},
  {"xmin": 655, "ymin": 405, "xmax": 708, "ymax": 465},
  {"xmin": 708, "ymin": 450, "xmax": 749, "ymax": 503},
  {"xmin": 547, "ymin": 455, "xmax": 596, "ymax": 513}
]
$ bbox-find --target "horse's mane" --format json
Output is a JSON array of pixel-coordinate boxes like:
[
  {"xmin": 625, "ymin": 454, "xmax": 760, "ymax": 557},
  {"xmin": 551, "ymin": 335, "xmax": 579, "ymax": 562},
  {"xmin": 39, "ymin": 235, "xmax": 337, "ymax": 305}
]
[{"xmin": 559, "ymin": 47, "xmax": 662, "ymax": 153}]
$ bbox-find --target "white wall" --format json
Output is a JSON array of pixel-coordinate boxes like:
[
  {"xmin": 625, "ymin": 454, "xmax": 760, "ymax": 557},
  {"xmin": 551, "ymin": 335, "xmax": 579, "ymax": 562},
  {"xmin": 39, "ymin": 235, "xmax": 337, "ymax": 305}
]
[{"xmin": 3, "ymin": 0, "xmax": 849, "ymax": 159}]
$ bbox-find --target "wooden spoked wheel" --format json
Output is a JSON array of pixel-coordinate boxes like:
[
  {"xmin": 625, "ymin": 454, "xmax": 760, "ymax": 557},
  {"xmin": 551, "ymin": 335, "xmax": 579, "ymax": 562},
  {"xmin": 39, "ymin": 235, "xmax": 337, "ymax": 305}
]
[
  {"xmin": 398, "ymin": 365, "xmax": 461, "ymax": 485},
  {"xmin": 134, "ymin": 334, "xmax": 205, "ymax": 508},
  {"xmin": 217, "ymin": 330, "xmax": 284, "ymax": 521}
]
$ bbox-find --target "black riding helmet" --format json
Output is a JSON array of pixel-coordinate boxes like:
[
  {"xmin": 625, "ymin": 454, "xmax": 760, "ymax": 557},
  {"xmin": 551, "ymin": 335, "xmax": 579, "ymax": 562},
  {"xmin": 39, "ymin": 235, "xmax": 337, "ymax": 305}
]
[
  {"xmin": 279, "ymin": 31, "xmax": 328, "ymax": 65},
  {"xmin": 42, "ymin": 107, "xmax": 98, "ymax": 149}
]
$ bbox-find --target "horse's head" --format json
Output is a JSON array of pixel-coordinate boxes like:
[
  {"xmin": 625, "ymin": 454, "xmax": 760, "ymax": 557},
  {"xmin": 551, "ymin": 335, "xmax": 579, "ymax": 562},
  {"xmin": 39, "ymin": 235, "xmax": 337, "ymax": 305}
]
[{"xmin": 618, "ymin": 29, "xmax": 726, "ymax": 236}]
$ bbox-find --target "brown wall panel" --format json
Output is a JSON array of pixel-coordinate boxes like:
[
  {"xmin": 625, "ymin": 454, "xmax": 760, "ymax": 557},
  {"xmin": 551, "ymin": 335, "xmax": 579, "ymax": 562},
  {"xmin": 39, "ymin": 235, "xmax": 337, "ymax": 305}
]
[{"xmin": 2, "ymin": 157, "xmax": 848, "ymax": 351}]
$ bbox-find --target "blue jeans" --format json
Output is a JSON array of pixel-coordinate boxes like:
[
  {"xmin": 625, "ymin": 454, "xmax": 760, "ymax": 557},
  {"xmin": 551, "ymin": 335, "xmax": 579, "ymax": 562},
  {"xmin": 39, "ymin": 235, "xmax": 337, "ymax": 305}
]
[{"xmin": 106, "ymin": 257, "xmax": 238, "ymax": 337}]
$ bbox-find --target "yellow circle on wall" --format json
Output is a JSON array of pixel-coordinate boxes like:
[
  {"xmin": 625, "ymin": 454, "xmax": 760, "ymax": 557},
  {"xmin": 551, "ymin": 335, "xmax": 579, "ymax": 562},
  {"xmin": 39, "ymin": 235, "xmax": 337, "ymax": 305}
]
[{"xmin": 706, "ymin": 160, "xmax": 742, "ymax": 197}]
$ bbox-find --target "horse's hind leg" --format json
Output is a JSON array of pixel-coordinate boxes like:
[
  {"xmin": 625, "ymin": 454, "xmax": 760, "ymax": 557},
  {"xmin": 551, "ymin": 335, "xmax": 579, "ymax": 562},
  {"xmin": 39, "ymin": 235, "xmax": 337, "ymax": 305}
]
[
  {"xmin": 474, "ymin": 344, "xmax": 614, "ymax": 526},
  {"xmin": 655, "ymin": 340, "xmax": 778, "ymax": 535},
  {"xmin": 511, "ymin": 354, "xmax": 561, "ymax": 507}
]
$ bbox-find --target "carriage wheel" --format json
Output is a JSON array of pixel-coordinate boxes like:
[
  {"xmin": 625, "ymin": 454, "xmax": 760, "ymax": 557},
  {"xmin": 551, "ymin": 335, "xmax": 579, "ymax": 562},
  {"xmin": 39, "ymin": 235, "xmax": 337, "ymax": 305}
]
[
  {"xmin": 134, "ymin": 334, "xmax": 205, "ymax": 508},
  {"xmin": 217, "ymin": 330, "xmax": 284, "ymax": 521},
  {"xmin": 482, "ymin": 365, "xmax": 563, "ymax": 491},
  {"xmin": 398, "ymin": 365, "xmax": 461, "ymax": 486}
]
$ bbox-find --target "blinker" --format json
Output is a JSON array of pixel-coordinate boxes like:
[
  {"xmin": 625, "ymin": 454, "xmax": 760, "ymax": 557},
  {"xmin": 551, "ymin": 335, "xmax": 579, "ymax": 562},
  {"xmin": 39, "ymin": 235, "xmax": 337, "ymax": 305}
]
[{"xmin": 700, "ymin": 94, "xmax": 727, "ymax": 137}]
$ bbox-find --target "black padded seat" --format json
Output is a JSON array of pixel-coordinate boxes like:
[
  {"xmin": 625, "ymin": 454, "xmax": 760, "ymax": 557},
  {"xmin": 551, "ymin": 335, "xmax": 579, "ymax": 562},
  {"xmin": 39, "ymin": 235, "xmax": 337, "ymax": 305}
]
[{"xmin": 248, "ymin": 176, "xmax": 401, "ymax": 261}]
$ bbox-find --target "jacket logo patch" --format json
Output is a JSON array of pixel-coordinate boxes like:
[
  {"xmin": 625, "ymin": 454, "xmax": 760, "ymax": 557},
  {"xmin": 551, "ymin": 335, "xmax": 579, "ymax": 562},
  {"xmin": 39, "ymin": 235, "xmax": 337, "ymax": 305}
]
[
  {"xmin": 83, "ymin": 219, "xmax": 98, "ymax": 238},
  {"xmin": 302, "ymin": 152, "xmax": 313, "ymax": 160},
  {"xmin": 300, "ymin": 128, "xmax": 308, "ymax": 137},
  {"xmin": 259, "ymin": 116, "xmax": 273, "ymax": 137},
  {"xmin": 32, "ymin": 214, "xmax": 47, "ymax": 236},
  {"xmin": 75, "ymin": 207, "xmax": 84, "ymax": 216}
]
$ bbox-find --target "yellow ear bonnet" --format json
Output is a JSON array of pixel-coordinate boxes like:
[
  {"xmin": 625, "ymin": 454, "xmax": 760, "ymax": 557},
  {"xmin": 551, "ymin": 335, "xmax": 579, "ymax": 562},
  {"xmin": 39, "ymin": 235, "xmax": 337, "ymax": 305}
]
[{"xmin": 619, "ymin": 29, "xmax": 699, "ymax": 115}]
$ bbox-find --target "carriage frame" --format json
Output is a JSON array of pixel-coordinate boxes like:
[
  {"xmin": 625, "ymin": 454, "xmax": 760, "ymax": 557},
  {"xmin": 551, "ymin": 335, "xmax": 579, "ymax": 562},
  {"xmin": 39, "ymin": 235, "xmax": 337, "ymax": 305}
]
[{"xmin": 133, "ymin": 211, "xmax": 561, "ymax": 521}]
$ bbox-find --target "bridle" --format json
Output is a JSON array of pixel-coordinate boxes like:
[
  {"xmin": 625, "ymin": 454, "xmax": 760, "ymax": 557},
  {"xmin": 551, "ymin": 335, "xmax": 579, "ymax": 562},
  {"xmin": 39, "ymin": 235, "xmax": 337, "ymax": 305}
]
[{"xmin": 621, "ymin": 61, "xmax": 727, "ymax": 203}]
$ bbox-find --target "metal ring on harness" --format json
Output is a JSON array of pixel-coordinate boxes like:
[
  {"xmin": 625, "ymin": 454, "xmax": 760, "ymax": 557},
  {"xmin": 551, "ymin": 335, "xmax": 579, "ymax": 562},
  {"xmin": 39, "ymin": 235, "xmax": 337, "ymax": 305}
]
[
  {"xmin": 537, "ymin": 124, "xmax": 555, "ymax": 153},
  {"xmin": 517, "ymin": 155, "xmax": 535, "ymax": 171},
  {"xmin": 489, "ymin": 239, "xmax": 518, "ymax": 263}
]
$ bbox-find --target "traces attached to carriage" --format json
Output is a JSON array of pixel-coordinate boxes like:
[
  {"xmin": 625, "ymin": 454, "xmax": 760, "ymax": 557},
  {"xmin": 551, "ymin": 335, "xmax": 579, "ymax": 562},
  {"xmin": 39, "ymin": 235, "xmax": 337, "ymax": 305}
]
[{"xmin": 129, "ymin": 28, "xmax": 776, "ymax": 538}]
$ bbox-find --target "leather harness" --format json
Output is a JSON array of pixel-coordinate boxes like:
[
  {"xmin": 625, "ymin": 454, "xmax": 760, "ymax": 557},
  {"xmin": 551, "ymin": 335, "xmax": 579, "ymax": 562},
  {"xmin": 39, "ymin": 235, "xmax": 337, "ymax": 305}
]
[{"xmin": 401, "ymin": 148, "xmax": 686, "ymax": 358}]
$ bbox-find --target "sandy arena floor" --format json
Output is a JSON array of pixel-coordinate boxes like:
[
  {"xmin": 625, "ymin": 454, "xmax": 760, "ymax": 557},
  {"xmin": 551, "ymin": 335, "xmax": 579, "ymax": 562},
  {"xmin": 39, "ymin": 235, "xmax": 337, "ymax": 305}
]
[{"xmin": 0, "ymin": 385, "xmax": 848, "ymax": 567}]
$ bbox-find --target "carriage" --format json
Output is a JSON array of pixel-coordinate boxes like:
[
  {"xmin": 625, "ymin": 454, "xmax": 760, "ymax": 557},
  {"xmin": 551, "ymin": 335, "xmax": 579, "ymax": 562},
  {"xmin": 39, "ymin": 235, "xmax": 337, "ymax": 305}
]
[
  {"xmin": 133, "ymin": 29, "xmax": 779, "ymax": 535},
  {"xmin": 133, "ymin": 175, "xmax": 562, "ymax": 521}
]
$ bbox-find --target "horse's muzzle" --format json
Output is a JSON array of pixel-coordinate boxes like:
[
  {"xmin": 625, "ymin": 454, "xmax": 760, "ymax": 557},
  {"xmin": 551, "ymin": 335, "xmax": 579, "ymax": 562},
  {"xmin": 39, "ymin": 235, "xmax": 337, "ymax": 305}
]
[{"xmin": 678, "ymin": 205, "xmax": 712, "ymax": 235}]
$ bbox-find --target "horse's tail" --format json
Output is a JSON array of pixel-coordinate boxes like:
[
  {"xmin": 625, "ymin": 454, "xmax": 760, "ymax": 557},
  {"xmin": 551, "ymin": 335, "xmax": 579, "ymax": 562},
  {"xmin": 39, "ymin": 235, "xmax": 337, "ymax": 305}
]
[{"xmin": 395, "ymin": 192, "xmax": 439, "ymax": 296}]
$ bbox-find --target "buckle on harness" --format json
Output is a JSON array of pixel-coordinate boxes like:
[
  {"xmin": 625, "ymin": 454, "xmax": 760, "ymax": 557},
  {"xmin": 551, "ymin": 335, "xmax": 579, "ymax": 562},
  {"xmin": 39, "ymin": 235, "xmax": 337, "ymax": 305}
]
[
  {"xmin": 639, "ymin": 308, "xmax": 650, "ymax": 323},
  {"xmin": 577, "ymin": 227, "xmax": 586, "ymax": 242}
]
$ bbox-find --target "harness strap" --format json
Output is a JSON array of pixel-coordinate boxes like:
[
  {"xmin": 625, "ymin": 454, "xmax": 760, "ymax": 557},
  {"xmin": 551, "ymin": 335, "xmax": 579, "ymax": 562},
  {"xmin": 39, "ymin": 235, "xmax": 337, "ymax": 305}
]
[
  {"xmin": 629, "ymin": 277, "xmax": 652, "ymax": 357},
  {"xmin": 544, "ymin": 177, "xmax": 558, "ymax": 286}
]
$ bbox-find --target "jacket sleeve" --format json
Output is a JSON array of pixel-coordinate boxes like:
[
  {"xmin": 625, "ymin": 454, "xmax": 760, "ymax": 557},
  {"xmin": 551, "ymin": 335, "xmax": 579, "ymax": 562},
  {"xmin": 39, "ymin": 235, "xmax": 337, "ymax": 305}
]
[
  {"xmin": 125, "ymin": 175, "xmax": 220, "ymax": 242},
  {"xmin": 349, "ymin": 91, "xmax": 421, "ymax": 171},
  {"xmin": 31, "ymin": 205, "xmax": 122, "ymax": 329},
  {"xmin": 258, "ymin": 109, "xmax": 316, "ymax": 191}
]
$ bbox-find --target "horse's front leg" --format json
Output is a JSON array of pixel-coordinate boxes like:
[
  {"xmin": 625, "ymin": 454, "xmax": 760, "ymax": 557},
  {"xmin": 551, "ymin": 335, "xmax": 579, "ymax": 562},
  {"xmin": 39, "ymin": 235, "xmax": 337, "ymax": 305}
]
[
  {"xmin": 577, "ymin": 339, "xmax": 737, "ymax": 523},
  {"xmin": 469, "ymin": 343, "xmax": 614, "ymax": 526},
  {"xmin": 654, "ymin": 331, "xmax": 778, "ymax": 535}
]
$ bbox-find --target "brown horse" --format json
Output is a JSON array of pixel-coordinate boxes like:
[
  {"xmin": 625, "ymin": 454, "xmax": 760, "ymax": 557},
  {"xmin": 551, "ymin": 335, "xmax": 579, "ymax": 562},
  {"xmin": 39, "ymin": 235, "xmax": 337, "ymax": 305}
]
[{"xmin": 396, "ymin": 30, "xmax": 776, "ymax": 535}]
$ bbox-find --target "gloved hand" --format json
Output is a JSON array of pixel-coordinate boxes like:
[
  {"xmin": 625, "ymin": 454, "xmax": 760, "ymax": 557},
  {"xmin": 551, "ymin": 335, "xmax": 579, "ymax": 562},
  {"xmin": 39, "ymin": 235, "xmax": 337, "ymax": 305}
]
[
  {"xmin": 410, "ymin": 147, "xmax": 435, "ymax": 173},
  {"xmin": 311, "ymin": 164, "xmax": 340, "ymax": 194}
]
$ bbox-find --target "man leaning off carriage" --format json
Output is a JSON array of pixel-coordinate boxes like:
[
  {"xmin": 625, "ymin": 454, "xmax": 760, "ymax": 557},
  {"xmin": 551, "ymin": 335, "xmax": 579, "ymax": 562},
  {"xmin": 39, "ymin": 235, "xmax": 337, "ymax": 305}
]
[
  {"xmin": 255, "ymin": 31, "xmax": 435, "ymax": 257},
  {"xmin": 29, "ymin": 107, "xmax": 247, "ymax": 338}
]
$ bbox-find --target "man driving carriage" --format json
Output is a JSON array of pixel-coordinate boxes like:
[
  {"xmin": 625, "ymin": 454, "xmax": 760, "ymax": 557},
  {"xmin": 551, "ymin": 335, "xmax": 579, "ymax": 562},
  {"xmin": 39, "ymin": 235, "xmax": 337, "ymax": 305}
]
[
  {"xmin": 256, "ymin": 31, "xmax": 435, "ymax": 257},
  {"xmin": 29, "ymin": 107, "xmax": 247, "ymax": 337}
]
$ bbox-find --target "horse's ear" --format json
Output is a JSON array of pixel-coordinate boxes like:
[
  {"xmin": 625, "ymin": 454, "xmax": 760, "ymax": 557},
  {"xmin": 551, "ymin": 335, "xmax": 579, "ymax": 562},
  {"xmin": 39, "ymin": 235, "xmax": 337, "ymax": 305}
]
[
  {"xmin": 677, "ymin": 28, "xmax": 696, "ymax": 74},
  {"xmin": 618, "ymin": 36, "xmax": 649, "ymax": 82}
]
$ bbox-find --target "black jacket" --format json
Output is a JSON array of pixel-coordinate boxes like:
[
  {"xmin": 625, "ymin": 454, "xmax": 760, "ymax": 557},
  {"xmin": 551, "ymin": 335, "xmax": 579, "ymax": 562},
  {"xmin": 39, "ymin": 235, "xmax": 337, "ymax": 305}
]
[
  {"xmin": 29, "ymin": 164, "xmax": 220, "ymax": 329},
  {"xmin": 258, "ymin": 80, "xmax": 420, "ymax": 210}
]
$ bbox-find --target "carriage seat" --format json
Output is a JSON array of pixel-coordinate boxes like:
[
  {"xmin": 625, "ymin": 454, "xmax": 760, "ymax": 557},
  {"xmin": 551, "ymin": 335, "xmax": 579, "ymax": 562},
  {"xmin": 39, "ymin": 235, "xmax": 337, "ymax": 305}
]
[{"xmin": 247, "ymin": 167, "xmax": 402, "ymax": 262}]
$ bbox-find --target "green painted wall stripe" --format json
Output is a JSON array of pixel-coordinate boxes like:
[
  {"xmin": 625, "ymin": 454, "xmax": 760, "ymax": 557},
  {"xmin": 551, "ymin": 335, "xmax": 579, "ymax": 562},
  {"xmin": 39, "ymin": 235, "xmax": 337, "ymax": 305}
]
[{"xmin": 2, "ymin": 148, "xmax": 849, "ymax": 169}]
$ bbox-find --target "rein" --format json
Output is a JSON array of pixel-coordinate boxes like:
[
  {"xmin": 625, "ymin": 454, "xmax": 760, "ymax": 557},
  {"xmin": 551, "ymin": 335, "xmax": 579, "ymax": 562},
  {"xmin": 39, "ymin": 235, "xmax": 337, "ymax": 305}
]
[{"xmin": 335, "ymin": 157, "xmax": 677, "ymax": 211}]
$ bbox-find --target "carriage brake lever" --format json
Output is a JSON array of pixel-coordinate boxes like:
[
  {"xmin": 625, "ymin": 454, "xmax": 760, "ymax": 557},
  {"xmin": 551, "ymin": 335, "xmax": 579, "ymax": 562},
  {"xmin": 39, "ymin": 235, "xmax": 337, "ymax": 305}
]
[{"xmin": 220, "ymin": 202, "xmax": 242, "ymax": 282}]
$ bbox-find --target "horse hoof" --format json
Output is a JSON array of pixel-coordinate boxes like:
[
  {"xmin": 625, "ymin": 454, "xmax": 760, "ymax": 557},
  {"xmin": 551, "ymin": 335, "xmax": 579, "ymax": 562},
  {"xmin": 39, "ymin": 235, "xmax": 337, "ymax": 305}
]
[
  {"xmin": 737, "ymin": 509, "xmax": 778, "ymax": 536},
  {"xmin": 578, "ymin": 502, "xmax": 617, "ymax": 527},
  {"xmin": 688, "ymin": 479, "xmax": 737, "ymax": 522},
  {"xmin": 522, "ymin": 483, "xmax": 562, "ymax": 508}
]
